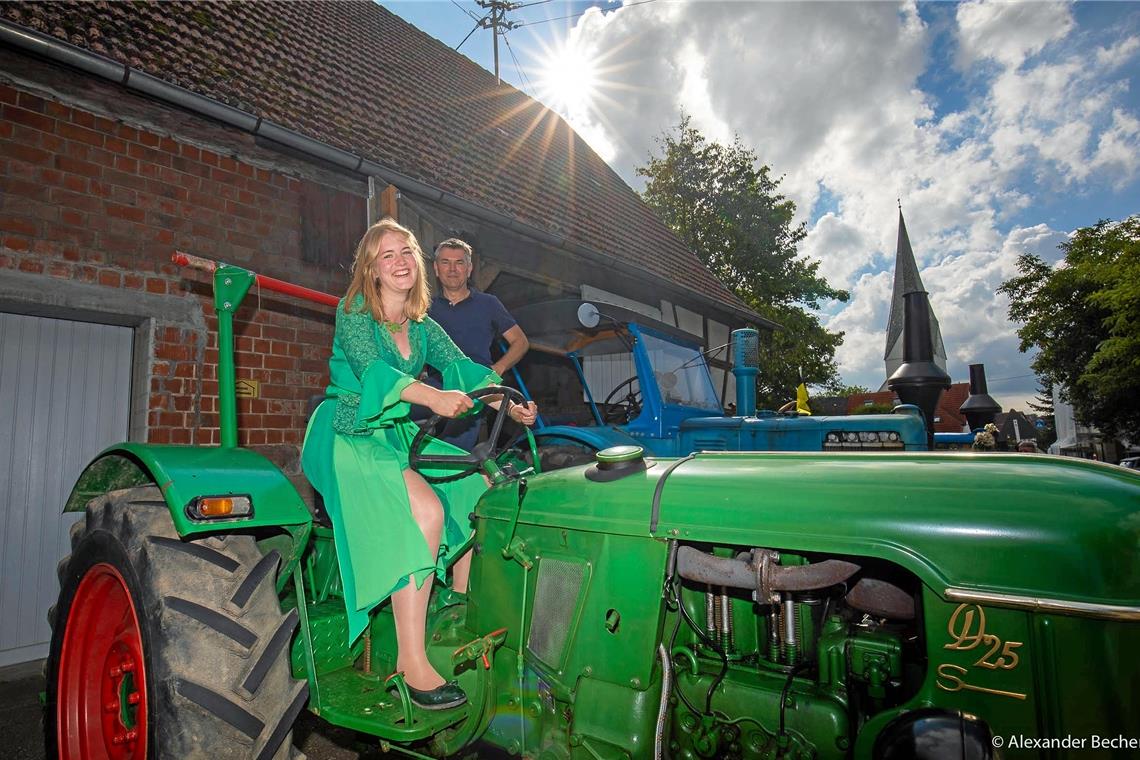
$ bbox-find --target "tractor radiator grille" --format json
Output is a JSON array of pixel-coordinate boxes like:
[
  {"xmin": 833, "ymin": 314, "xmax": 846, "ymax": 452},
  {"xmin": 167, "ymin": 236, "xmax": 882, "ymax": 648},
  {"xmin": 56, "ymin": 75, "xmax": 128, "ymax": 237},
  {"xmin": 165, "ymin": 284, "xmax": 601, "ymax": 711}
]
[
  {"xmin": 527, "ymin": 557, "xmax": 586, "ymax": 671},
  {"xmin": 690, "ymin": 436, "xmax": 728, "ymax": 451}
]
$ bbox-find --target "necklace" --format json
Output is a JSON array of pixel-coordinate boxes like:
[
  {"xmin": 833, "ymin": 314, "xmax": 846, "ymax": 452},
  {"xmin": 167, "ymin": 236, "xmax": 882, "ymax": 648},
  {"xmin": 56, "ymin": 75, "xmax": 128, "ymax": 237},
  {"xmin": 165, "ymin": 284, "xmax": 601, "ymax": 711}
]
[{"xmin": 384, "ymin": 316, "xmax": 408, "ymax": 334}]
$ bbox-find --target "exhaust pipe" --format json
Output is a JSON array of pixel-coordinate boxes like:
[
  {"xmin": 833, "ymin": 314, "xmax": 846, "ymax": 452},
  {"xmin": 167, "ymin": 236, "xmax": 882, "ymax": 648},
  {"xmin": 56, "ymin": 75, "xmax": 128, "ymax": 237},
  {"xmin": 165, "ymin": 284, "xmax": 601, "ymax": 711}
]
[
  {"xmin": 959, "ymin": 363, "xmax": 1001, "ymax": 430},
  {"xmin": 887, "ymin": 291, "xmax": 951, "ymax": 449},
  {"xmin": 732, "ymin": 328, "xmax": 759, "ymax": 417}
]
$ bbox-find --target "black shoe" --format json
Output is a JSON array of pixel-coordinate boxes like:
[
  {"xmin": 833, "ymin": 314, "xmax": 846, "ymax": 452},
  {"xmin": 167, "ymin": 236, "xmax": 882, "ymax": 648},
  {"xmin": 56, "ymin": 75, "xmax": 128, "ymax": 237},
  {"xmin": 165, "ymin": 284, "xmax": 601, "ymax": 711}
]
[{"xmin": 406, "ymin": 680, "xmax": 467, "ymax": 711}]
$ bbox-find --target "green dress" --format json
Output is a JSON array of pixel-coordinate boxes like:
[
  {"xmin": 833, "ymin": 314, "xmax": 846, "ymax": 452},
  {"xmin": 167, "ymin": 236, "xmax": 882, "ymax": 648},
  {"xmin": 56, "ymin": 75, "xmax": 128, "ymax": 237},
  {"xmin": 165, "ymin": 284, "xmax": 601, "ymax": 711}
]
[{"xmin": 302, "ymin": 296, "xmax": 499, "ymax": 643}]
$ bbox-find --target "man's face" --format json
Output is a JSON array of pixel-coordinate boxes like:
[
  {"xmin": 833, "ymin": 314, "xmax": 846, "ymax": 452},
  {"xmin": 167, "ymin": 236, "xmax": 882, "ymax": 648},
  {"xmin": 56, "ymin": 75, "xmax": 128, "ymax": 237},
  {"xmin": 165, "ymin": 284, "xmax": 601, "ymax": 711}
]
[{"xmin": 434, "ymin": 246, "xmax": 471, "ymax": 291}]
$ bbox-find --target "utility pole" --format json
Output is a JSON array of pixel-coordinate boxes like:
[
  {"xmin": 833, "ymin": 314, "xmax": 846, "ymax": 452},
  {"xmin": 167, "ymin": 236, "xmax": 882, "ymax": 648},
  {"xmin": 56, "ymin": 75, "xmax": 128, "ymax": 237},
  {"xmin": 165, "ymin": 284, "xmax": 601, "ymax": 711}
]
[{"xmin": 476, "ymin": 0, "xmax": 517, "ymax": 84}]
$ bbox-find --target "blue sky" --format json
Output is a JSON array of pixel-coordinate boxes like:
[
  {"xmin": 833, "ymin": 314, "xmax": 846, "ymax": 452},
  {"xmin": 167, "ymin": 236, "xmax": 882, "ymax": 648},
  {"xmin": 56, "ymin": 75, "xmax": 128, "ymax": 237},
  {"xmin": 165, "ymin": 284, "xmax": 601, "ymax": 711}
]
[{"xmin": 382, "ymin": 1, "xmax": 1140, "ymax": 411}]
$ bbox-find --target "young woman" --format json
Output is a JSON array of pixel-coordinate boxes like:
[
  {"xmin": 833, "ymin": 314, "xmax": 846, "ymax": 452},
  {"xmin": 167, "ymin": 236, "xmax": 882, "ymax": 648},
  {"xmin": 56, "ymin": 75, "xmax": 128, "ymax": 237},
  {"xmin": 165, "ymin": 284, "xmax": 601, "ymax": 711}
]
[{"xmin": 302, "ymin": 219, "xmax": 537, "ymax": 710}]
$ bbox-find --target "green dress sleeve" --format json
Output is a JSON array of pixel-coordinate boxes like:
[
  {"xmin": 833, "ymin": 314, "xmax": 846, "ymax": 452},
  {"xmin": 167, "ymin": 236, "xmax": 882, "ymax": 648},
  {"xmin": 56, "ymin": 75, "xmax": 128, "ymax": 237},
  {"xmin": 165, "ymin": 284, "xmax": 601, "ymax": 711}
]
[
  {"xmin": 423, "ymin": 316, "xmax": 501, "ymax": 392},
  {"xmin": 336, "ymin": 304, "xmax": 417, "ymax": 430}
]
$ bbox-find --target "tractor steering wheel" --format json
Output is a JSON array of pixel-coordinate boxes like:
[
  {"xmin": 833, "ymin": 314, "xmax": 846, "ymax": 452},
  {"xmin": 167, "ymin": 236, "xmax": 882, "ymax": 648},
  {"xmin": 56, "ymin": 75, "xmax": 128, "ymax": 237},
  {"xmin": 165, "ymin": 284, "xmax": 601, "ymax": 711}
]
[
  {"xmin": 602, "ymin": 375, "xmax": 641, "ymax": 425},
  {"xmin": 409, "ymin": 385, "xmax": 529, "ymax": 483}
]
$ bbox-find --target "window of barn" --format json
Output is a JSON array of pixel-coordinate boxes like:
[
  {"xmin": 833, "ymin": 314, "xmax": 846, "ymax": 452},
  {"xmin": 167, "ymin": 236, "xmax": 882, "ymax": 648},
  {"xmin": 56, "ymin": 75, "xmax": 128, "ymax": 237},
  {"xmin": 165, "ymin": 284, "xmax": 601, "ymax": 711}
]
[{"xmin": 301, "ymin": 181, "xmax": 368, "ymax": 267}]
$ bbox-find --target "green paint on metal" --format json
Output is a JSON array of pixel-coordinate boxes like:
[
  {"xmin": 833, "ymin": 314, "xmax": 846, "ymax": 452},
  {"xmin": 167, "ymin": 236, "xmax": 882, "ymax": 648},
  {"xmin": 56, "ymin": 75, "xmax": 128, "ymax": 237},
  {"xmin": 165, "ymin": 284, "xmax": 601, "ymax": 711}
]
[
  {"xmin": 65, "ymin": 443, "xmax": 311, "ymax": 536},
  {"xmin": 213, "ymin": 264, "xmax": 255, "ymax": 448}
]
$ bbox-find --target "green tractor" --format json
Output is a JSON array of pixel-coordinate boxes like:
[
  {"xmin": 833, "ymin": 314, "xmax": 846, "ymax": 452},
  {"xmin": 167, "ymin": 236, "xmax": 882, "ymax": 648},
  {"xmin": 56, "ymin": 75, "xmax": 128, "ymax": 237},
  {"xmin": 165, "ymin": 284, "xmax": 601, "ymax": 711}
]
[{"xmin": 46, "ymin": 258, "xmax": 1140, "ymax": 759}]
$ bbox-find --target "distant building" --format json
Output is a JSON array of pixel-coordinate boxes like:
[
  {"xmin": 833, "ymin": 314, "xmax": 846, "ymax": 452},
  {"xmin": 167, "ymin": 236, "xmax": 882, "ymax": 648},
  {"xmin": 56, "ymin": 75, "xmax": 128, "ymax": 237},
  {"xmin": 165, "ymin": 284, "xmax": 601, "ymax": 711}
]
[{"xmin": 847, "ymin": 383, "xmax": 968, "ymax": 433}]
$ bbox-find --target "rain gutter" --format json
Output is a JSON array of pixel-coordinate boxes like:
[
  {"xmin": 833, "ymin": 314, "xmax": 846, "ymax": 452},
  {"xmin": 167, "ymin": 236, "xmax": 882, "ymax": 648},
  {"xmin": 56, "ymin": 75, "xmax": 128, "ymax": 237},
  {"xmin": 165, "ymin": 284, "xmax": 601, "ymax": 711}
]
[{"xmin": 0, "ymin": 20, "xmax": 776, "ymax": 331}]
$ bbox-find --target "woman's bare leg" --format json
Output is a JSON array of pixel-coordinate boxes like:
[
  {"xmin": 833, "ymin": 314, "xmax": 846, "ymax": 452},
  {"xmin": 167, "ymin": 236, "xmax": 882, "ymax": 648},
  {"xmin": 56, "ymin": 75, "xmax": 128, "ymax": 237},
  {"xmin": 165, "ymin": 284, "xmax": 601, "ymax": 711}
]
[
  {"xmin": 451, "ymin": 473, "xmax": 490, "ymax": 593},
  {"xmin": 392, "ymin": 469, "xmax": 446, "ymax": 690}
]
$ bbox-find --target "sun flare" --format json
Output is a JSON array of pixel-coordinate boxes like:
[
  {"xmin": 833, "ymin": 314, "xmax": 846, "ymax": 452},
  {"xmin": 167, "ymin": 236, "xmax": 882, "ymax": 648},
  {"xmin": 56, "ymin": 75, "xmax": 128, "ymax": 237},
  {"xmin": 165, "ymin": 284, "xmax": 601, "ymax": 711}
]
[{"xmin": 536, "ymin": 41, "xmax": 599, "ymax": 117}]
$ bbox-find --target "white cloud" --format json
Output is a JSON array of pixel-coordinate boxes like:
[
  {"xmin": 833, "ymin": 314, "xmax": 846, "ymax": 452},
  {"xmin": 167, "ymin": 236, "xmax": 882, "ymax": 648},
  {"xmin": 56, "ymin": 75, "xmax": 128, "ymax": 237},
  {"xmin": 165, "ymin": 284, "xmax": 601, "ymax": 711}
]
[
  {"xmin": 552, "ymin": 0, "xmax": 1139, "ymax": 408},
  {"xmin": 955, "ymin": 0, "xmax": 1074, "ymax": 69}
]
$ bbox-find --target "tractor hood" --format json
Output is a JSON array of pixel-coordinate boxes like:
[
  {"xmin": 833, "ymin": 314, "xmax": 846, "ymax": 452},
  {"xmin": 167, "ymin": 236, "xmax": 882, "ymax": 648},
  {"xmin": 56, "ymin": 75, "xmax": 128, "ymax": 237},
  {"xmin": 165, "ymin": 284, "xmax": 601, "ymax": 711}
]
[{"xmin": 482, "ymin": 452, "xmax": 1140, "ymax": 608}]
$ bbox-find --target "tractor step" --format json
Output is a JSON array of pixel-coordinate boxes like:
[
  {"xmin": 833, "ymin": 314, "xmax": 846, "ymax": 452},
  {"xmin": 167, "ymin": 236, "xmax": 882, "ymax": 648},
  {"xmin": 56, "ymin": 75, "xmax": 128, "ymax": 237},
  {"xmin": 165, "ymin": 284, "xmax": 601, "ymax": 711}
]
[{"xmin": 310, "ymin": 665, "xmax": 470, "ymax": 740}]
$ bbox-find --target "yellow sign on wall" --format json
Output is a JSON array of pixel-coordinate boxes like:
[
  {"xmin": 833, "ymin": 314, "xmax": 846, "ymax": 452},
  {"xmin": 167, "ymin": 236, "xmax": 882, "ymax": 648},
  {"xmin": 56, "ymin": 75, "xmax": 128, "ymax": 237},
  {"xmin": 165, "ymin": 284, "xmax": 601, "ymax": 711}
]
[{"xmin": 236, "ymin": 379, "xmax": 260, "ymax": 399}]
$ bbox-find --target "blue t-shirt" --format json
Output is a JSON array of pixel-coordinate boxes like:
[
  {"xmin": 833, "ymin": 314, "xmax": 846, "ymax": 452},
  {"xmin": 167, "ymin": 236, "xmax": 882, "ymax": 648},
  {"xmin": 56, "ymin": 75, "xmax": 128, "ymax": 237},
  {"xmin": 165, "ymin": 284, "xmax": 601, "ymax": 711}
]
[{"xmin": 428, "ymin": 289, "xmax": 517, "ymax": 367}]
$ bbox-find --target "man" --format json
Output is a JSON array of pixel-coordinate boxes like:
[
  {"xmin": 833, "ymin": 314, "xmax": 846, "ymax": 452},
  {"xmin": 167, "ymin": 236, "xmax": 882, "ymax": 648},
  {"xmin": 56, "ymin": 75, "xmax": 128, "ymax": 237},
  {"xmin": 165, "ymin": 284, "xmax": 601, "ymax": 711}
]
[{"xmin": 427, "ymin": 238, "xmax": 530, "ymax": 450}]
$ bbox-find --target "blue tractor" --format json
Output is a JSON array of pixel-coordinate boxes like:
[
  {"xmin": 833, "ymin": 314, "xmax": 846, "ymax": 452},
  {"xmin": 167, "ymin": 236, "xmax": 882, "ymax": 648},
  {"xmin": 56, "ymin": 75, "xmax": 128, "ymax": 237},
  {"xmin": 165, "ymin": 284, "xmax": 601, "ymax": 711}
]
[{"xmin": 509, "ymin": 300, "xmax": 928, "ymax": 470}]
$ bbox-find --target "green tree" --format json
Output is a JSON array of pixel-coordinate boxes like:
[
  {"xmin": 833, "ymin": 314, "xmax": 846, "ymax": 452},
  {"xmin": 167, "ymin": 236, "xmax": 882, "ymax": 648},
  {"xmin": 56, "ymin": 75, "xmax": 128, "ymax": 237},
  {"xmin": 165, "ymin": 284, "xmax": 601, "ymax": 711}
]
[
  {"xmin": 998, "ymin": 216, "xmax": 1140, "ymax": 440},
  {"xmin": 638, "ymin": 117, "xmax": 848, "ymax": 409},
  {"xmin": 827, "ymin": 383, "xmax": 871, "ymax": 397}
]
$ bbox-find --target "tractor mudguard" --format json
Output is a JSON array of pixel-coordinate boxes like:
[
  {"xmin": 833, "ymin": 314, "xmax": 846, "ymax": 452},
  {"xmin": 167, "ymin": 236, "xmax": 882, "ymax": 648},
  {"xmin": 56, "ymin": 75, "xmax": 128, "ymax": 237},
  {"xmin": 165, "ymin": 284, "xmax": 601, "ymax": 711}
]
[{"xmin": 65, "ymin": 442, "xmax": 312, "ymax": 537}]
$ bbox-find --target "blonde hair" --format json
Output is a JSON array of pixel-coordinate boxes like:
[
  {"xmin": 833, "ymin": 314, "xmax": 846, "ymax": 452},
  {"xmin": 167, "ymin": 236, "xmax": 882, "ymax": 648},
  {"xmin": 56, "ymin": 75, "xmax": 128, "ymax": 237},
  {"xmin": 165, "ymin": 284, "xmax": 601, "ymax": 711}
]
[{"xmin": 343, "ymin": 218, "xmax": 431, "ymax": 322}]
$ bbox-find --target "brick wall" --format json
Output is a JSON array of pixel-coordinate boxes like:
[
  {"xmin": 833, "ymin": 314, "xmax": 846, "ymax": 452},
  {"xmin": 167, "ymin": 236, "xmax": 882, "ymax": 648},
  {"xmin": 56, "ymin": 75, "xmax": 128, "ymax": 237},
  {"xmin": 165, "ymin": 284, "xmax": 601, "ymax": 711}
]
[{"xmin": 1, "ymin": 81, "xmax": 345, "ymax": 449}]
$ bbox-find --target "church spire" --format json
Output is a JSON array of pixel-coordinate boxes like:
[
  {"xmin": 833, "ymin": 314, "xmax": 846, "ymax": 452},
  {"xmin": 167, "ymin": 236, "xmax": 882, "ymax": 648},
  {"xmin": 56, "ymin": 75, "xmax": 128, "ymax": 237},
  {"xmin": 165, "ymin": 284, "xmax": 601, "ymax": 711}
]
[{"xmin": 881, "ymin": 206, "xmax": 947, "ymax": 389}]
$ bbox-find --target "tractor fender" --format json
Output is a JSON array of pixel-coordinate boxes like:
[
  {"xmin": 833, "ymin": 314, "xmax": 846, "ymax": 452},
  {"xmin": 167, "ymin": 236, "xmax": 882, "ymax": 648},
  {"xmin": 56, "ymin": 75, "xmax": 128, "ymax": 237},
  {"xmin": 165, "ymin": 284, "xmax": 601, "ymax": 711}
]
[{"xmin": 65, "ymin": 443, "xmax": 312, "ymax": 537}]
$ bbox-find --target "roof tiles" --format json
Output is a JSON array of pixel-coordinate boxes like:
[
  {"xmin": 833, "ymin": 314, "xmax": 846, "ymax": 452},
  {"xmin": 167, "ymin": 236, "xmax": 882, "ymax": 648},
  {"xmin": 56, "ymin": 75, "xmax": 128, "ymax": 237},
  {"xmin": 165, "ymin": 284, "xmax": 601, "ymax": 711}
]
[{"xmin": 6, "ymin": 0, "xmax": 751, "ymax": 314}]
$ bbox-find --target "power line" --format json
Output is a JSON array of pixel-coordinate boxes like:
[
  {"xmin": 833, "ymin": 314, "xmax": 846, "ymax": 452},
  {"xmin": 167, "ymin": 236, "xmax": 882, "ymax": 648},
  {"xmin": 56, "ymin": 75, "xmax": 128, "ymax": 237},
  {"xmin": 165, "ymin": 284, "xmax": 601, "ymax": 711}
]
[
  {"xmin": 514, "ymin": 0, "xmax": 657, "ymax": 28},
  {"xmin": 450, "ymin": 0, "xmax": 482, "ymax": 23},
  {"xmin": 502, "ymin": 32, "xmax": 535, "ymax": 96},
  {"xmin": 455, "ymin": 20, "xmax": 482, "ymax": 51}
]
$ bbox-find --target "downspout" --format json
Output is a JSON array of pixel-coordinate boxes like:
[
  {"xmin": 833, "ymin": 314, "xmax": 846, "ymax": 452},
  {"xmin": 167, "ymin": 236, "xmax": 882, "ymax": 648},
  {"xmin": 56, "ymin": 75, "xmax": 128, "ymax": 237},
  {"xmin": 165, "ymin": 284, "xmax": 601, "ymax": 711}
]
[{"xmin": 0, "ymin": 19, "xmax": 774, "ymax": 332}]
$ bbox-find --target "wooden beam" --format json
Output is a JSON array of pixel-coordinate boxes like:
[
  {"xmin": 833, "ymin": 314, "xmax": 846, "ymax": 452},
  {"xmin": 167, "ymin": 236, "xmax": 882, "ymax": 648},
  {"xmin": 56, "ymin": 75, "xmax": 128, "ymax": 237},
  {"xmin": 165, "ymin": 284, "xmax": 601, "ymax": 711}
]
[{"xmin": 474, "ymin": 261, "xmax": 502, "ymax": 291}]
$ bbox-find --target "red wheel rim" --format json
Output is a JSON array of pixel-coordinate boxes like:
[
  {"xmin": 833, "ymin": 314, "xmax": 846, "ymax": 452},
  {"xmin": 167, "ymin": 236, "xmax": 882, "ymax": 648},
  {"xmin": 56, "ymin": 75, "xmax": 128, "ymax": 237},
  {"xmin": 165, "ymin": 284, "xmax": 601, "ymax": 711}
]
[{"xmin": 58, "ymin": 562, "xmax": 148, "ymax": 759}]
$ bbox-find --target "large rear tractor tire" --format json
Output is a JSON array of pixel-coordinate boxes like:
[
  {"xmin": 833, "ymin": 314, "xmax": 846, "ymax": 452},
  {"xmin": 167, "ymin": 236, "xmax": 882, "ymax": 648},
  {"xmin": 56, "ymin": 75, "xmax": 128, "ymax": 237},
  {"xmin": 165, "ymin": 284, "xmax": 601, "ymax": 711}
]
[{"xmin": 45, "ymin": 486, "xmax": 308, "ymax": 759}]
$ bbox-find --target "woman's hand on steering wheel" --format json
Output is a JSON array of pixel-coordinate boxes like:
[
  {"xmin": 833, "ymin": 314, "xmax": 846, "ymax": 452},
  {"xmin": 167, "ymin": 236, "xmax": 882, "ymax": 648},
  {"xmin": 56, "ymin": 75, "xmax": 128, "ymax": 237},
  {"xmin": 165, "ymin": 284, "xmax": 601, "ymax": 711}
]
[
  {"xmin": 429, "ymin": 388, "xmax": 475, "ymax": 418},
  {"xmin": 409, "ymin": 385, "xmax": 534, "ymax": 483},
  {"xmin": 508, "ymin": 400, "xmax": 539, "ymax": 427}
]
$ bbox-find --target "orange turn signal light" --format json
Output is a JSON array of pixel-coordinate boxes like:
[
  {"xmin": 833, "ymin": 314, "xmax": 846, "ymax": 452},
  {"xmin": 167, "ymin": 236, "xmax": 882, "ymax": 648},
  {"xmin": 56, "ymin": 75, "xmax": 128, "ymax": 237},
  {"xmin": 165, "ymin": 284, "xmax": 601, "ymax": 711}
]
[{"xmin": 187, "ymin": 494, "xmax": 253, "ymax": 521}]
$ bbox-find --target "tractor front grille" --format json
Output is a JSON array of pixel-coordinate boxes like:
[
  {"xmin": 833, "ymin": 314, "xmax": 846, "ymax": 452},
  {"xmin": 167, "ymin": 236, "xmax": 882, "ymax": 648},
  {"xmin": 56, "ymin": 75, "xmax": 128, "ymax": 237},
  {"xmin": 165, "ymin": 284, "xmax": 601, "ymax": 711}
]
[{"xmin": 527, "ymin": 557, "xmax": 586, "ymax": 671}]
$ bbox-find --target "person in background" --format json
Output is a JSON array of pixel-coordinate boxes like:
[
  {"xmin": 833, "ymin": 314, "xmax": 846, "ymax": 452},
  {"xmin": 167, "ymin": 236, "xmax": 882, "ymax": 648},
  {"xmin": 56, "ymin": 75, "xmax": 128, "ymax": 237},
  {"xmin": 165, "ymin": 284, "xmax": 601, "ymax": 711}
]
[
  {"xmin": 428, "ymin": 238, "xmax": 530, "ymax": 450},
  {"xmin": 302, "ymin": 219, "xmax": 537, "ymax": 711}
]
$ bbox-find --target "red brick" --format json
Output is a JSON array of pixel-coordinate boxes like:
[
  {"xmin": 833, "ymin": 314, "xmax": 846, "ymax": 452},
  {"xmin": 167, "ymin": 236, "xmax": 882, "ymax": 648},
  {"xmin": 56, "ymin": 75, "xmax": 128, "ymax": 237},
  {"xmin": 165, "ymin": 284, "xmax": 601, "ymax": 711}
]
[
  {"xmin": 59, "ymin": 122, "xmax": 105, "ymax": 147},
  {"xmin": 116, "ymin": 124, "xmax": 139, "ymax": 142},
  {"xmin": 17, "ymin": 256, "xmax": 42, "ymax": 272},
  {"xmin": 72, "ymin": 110, "xmax": 95, "ymax": 129},
  {"xmin": 0, "ymin": 217, "xmax": 37, "ymax": 235},
  {"xmin": 149, "ymin": 428, "xmax": 172, "ymax": 444},
  {"xmin": 107, "ymin": 203, "xmax": 146, "ymax": 223},
  {"xmin": 55, "ymin": 154, "xmax": 103, "ymax": 179},
  {"xmin": 44, "ymin": 101, "xmax": 70, "ymax": 119},
  {"xmin": 2, "ymin": 104, "xmax": 55, "ymax": 133},
  {"xmin": 98, "ymin": 269, "xmax": 122, "ymax": 288},
  {"xmin": 48, "ymin": 261, "xmax": 72, "ymax": 278},
  {"xmin": 16, "ymin": 91, "xmax": 45, "ymax": 112},
  {"xmin": 3, "ymin": 143, "xmax": 52, "ymax": 165},
  {"xmin": 170, "ymin": 428, "xmax": 192, "ymax": 444},
  {"xmin": 0, "ymin": 84, "xmax": 17, "ymax": 105},
  {"xmin": 139, "ymin": 131, "xmax": 160, "ymax": 148},
  {"xmin": 123, "ymin": 273, "xmax": 144, "ymax": 290},
  {"xmin": 114, "ymin": 156, "xmax": 138, "ymax": 174},
  {"xmin": 62, "ymin": 174, "xmax": 87, "ymax": 193},
  {"xmin": 159, "ymin": 136, "xmax": 179, "ymax": 154},
  {"xmin": 146, "ymin": 277, "xmax": 168, "ymax": 294}
]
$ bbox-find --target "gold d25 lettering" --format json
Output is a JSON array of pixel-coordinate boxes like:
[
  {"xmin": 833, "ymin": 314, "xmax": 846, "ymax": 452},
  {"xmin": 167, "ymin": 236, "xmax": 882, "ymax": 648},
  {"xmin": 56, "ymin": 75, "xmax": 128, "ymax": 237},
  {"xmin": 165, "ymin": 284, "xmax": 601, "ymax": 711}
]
[{"xmin": 944, "ymin": 604, "xmax": 1023, "ymax": 670}]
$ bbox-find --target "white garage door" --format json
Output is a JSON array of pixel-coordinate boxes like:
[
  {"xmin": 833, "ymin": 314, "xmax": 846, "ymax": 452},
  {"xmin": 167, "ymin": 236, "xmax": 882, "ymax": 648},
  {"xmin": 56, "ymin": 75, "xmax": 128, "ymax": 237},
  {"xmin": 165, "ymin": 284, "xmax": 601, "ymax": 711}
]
[{"xmin": 0, "ymin": 312, "xmax": 133, "ymax": 666}]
